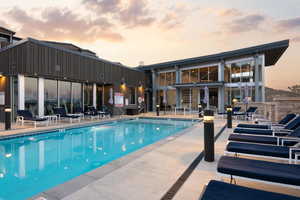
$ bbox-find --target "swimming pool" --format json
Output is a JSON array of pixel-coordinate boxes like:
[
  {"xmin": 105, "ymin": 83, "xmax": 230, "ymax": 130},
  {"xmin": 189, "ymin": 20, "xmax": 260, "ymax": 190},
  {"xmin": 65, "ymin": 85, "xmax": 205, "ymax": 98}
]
[{"xmin": 0, "ymin": 118, "xmax": 195, "ymax": 200}]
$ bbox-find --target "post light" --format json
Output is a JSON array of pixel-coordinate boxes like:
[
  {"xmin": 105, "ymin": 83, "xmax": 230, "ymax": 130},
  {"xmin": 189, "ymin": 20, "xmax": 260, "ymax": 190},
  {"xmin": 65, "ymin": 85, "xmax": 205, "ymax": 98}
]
[
  {"xmin": 204, "ymin": 110, "xmax": 214, "ymax": 162},
  {"xmin": 156, "ymin": 104, "xmax": 160, "ymax": 116},
  {"xmin": 232, "ymin": 98, "xmax": 238, "ymax": 105},
  {"xmin": 198, "ymin": 104, "xmax": 203, "ymax": 118},
  {"xmin": 4, "ymin": 107, "xmax": 12, "ymax": 130},
  {"xmin": 227, "ymin": 106, "xmax": 233, "ymax": 128}
]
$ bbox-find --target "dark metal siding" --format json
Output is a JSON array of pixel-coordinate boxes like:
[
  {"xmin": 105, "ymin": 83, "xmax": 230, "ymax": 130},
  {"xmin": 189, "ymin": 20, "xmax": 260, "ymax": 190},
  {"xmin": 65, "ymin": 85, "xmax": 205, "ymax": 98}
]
[{"xmin": 0, "ymin": 40, "xmax": 145, "ymax": 86}]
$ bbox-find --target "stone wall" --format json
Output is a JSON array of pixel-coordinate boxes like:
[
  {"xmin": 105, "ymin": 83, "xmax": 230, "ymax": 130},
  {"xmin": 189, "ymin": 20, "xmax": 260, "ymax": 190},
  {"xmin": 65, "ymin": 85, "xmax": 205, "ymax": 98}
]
[{"xmin": 236, "ymin": 97, "xmax": 300, "ymax": 122}]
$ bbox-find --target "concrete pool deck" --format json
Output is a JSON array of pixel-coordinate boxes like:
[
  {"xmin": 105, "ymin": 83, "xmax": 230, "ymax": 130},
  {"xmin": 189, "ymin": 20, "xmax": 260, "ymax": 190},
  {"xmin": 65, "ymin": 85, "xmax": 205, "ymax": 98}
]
[{"xmin": 3, "ymin": 116, "xmax": 300, "ymax": 200}]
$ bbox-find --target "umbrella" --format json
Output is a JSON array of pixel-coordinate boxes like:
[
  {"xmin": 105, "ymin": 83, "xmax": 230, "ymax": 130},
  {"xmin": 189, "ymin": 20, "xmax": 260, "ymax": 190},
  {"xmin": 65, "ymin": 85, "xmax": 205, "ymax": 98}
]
[
  {"xmin": 163, "ymin": 89, "xmax": 167, "ymax": 114},
  {"xmin": 243, "ymin": 84, "xmax": 249, "ymax": 104},
  {"xmin": 203, "ymin": 86, "xmax": 209, "ymax": 109},
  {"xmin": 108, "ymin": 88, "xmax": 113, "ymax": 104}
]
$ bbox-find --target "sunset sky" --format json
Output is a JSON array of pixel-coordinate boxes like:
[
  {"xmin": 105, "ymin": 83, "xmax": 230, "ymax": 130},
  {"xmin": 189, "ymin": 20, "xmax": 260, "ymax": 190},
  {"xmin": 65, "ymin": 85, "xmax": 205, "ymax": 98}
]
[{"xmin": 1, "ymin": 0, "xmax": 299, "ymax": 90}]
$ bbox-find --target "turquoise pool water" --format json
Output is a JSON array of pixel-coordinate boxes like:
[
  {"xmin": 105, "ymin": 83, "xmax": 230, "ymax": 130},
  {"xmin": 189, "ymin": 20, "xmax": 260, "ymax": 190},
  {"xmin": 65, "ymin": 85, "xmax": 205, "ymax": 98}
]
[{"xmin": 0, "ymin": 118, "xmax": 195, "ymax": 200}]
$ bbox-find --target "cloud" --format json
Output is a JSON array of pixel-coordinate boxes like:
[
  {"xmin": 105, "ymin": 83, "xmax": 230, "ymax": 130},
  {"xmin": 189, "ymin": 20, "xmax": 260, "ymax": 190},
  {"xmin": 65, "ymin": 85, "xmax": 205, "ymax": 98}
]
[
  {"xmin": 158, "ymin": 2, "xmax": 190, "ymax": 30},
  {"xmin": 225, "ymin": 14, "xmax": 266, "ymax": 33},
  {"xmin": 6, "ymin": 7, "xmax": 124, "ymax": 43},
  {"xmin": 292, "ymin": 36, "xmax": 300, "ymax": 43},
  {"xmin": 83, "ymin": 0, "xmax": 155, "ymax": 28},
  {"xmin": 82, "ymin": 0, "xmax": 121, "ymax": 14},
  {"xmin": 277, "ymin": 17, "xmax": 300, "ymax": 31}
]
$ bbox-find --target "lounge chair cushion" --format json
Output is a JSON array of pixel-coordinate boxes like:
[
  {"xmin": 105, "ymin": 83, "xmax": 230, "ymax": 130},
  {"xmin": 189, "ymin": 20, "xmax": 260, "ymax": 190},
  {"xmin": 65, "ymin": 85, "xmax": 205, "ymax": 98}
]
[
  {"xmin": 228, "ymin": 134, "xmax": 297, "ymax": 146},
  {"xmin": 233, "ymin": 128, "xmax": 288, "ymax": 136},
  {"xmin": 279, "ymin": 113, "xmax": 297, "ymax": 125},
  {"xmin": 285, "ymin": 116, "xmax": 300, "ymax": 130},
  {"xmin": 237, "ymin": 124, "xmax": 269, "ymax": 129},
  {"xmin": 200, "ymin": 180, "xmax": 300, "ymax": 200},
  {"xmin": 217, "ymin": 156, "xmax": 300, "ymax": 186},
  {"xmin": 226, "ymin": 142, "xmax": 294, "ymax": 158}
]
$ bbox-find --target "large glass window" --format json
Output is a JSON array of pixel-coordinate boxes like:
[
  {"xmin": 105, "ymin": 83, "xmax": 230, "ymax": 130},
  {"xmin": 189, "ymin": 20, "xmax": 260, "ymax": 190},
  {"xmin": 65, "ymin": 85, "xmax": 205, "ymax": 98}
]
[
  {"xmin": 128, "ymin": 87, "xmax": 136, "ymax": 104},
  {"xmin": 72, "ymin": 83, "xmax": 82, "ymax": 113},
  {"xmin": 209, "ymin": 66, "xmax": 218, "ymax": 82},
  {"xmin": 96, "ymin": 85, "xmax": 103, "ymax": 110},
  {"xmin": 44, "ymin": 79, "xmax": 58, "ymax": 115},
  {"xmin": 159, "ymin": 73, "xmax": 166, "ymax": 86},
  {"xmin": 181, "ymin": 70, "xmax": 190, "ymax": 83},
  {"xmin": 25, "ymin": 77, "xmax": 38, "ymax": 115},
  {"xmin": 199, "ymin": 67, "xmax": 209, "ymax": 82},
  {"xmin": 190, "ymin": 69, "xmax": 199, "ymax": 83},
  {"xmin": 231, "ymin": 64, "xmax": 241, "ymax": 83},
  {"xmin": 59, "ymin": 81, "xmax": 71, "ymax": 113},
  {"xmin": 84, "ymin": 84, "xmax": 93, "ymax": 109}
]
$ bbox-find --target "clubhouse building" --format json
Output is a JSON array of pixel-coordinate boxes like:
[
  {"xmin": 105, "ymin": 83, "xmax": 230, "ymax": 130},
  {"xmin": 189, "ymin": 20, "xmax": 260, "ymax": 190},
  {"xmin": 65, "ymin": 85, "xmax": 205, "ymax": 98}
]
[{"xmin": 0, "ymin": 26, "xmax": 289, "ymax": 120}]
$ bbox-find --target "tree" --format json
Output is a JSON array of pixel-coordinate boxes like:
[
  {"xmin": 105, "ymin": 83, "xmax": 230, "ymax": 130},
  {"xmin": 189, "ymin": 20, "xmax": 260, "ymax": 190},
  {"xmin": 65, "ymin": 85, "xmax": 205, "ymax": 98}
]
[{"xmin": 288, "ymin": 84, "xmax": 300, "ymax": 94}]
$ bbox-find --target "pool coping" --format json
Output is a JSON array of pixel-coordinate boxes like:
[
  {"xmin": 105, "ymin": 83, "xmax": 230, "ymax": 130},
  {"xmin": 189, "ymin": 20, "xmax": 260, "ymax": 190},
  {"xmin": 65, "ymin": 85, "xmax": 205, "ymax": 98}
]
[{"xmin": 17, "ymin": 117, "xmax": 201, "ymax": 200}]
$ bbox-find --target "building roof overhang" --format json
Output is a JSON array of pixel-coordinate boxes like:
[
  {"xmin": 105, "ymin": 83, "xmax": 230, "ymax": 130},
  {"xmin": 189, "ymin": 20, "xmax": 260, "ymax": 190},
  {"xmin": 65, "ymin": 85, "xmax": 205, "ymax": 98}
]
[{"xmin": 137, "ymin": 40, "xmax": 289, "ymax": 71}]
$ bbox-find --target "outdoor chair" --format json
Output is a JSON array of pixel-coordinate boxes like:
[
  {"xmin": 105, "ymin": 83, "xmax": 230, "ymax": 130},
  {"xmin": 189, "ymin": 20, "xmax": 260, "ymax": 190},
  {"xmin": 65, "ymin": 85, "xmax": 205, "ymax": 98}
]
[
  {"xmin": 234, "ymin": 106, "xmax": 258, "ymax": 120},
  {"xmin": 217, "ymin": 156, "xmax": 300, "ymax": 188},
  {"xmin": 228, "ymin": 126, "xmax": 300, "ymax": 146},
  {"xmin": 53, "ymin": 107, "xmax": 81, "ymax": 123},
  {"xmin": 199, "ymin": 180, "xmax": 300, "ymax": 200},
  {"xmin": 233, "ymin": 116, "xmax": 300, "ymax": 136},
  {"xmin": 225, "ymin": 141, "xmax": 300, "ymax": 163},
  {"xmin": 16, "ymin": 110, "xmax": 49, "ymax": 128},
  {"xmin": 236, "ymin": 113, "xmax": 296, "ymax": 129},
  {"xmin": 218, "ymin": 107, "xmax": 241, "ymax": 119}
]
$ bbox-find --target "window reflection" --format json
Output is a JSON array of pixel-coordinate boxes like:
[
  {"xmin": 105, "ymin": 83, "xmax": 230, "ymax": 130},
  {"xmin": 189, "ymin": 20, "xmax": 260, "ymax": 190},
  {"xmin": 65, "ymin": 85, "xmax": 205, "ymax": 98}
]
[
  {"xmin": 72, "ymin": 83, "xmax": 82, "ymax": 113},
  {"xmin": 25, "ymin": 77, "xmax": 38, "ymax": 115},
  {"xmin": 59, "ymin": 81, "xmax": 71, "ymax": 113},
  {"xmin": 45, "ymin": 79, "xmax": 58, "ymax": 115},
  {"xmin": 84, "ymin": 84, "xmax": 93, "ymax": 109}
]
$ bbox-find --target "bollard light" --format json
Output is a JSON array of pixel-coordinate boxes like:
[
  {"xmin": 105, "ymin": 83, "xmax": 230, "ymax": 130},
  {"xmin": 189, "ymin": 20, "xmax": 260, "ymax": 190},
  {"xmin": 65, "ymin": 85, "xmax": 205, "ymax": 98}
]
[
  {"xmin": 198, "ymin": 104, "xmax": 203, "ymax": 118},
  {"xmin": 4, "ymin": 107, "xmax": 12, "ymax": 130},
  {"xmin": 227, "ymin": 106, "xmax": 233, "ymax": 128},
  {"xmin": 156, "ymin": 104, "xmax": 160, "ymax": 116},
  {"xmin": 203, "ymin": 110, "xmax": 214, "ymax": 162}
]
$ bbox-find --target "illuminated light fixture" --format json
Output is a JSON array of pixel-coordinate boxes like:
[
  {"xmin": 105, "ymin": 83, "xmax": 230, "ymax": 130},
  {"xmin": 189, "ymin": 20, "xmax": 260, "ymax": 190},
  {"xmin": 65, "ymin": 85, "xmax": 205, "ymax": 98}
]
[
  {"xmin": 232, "ymin": 98, "xmax": 238, "ymax": 104},
  {"xmin": 203, "ymin": 110, "xmax": 214, "ymax": 123},
  {"xmin": 4, "ymin": 108, "xmax": 12, "ymax": 112},
  {"xmin": 226, "ymin": 107, "xmax": 233, "ymax": 112},
  {"xmin": 198, "ymin": 104, "xmax": 202, "ymax": 108},
  {"xmin": 156, "ymin": 104, "xmax": 160, "ymax": 108},
  {"xmin": 0, "ymin": 72, "xmax": 3, "ymax": 78}
]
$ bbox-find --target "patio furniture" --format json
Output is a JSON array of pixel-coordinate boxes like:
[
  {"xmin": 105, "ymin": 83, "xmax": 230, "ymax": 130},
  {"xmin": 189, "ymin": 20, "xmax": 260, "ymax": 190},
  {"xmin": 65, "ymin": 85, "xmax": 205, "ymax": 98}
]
[
  {"xmin": 53, "ymin": 107, "xmax": 81, "ymax": 123},
  {"xmin": 237, "ymin": 113, "xmax": 297, "ymax": 129},
  {"xmin": 199, "ymin": 180, "xmax": 300, "ymax": 200},
  {"xmin": 234, "ymin": 106, "xmax": 257, "ymax": 120},
  {"xmin": 233, "ymin": 116, "xmax": 300, "ymax": 136},
  {"xmin": 16, "ymin": 110, "xmax": 49, "ymax": 128},
  {"xmin": 218, "ymin": 107, "xmax": 241, "ymax": 119},
  {"xmin": 225, "ymin": 141, "xmax": 300, "ymax": 163},
  {"xmin": 217, "ymin": 156, "xmax": 300, "ymax": 188},
  {"xmin": 228, "ymin": 126, "xmax": 300, "ymax": 146}
]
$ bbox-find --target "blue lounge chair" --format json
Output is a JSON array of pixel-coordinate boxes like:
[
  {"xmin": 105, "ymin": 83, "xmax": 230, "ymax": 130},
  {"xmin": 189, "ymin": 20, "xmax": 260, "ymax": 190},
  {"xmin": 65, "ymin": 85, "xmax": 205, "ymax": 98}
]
[
  {"xmin": 200, "ymin": 180, "xmax": 300, "ymax": 200},
  {"xmin": 53, "ymin": 107, "xmax": 81, "ymax": 123},
  {"xmin": 234, "ymin": 116, "xmax": 300, "ymax": 136},
  {"xmin": 16, "ymin": 110, "xmax": 48, "ymax": 128},
  {"xmin": 225, "ymin": 141, "xmax": 300, "ymax": 163},
  {"xmin": 237, "ymin": 113, "xmax": 296, "ymax": 129},
  {"xmin": 218, "ymin": 156, "xmax": 300, "ymax": 187},
  {"xmin": 228, "ymin": 126, "xmax": 300, "ymax": 146}
]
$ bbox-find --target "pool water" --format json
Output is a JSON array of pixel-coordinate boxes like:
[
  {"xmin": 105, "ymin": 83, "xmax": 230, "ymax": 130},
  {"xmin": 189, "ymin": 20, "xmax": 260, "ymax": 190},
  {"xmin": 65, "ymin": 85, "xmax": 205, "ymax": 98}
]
[{"xmin": 0, "ymin": 118, "xmax": 194, "ymax": 200}]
